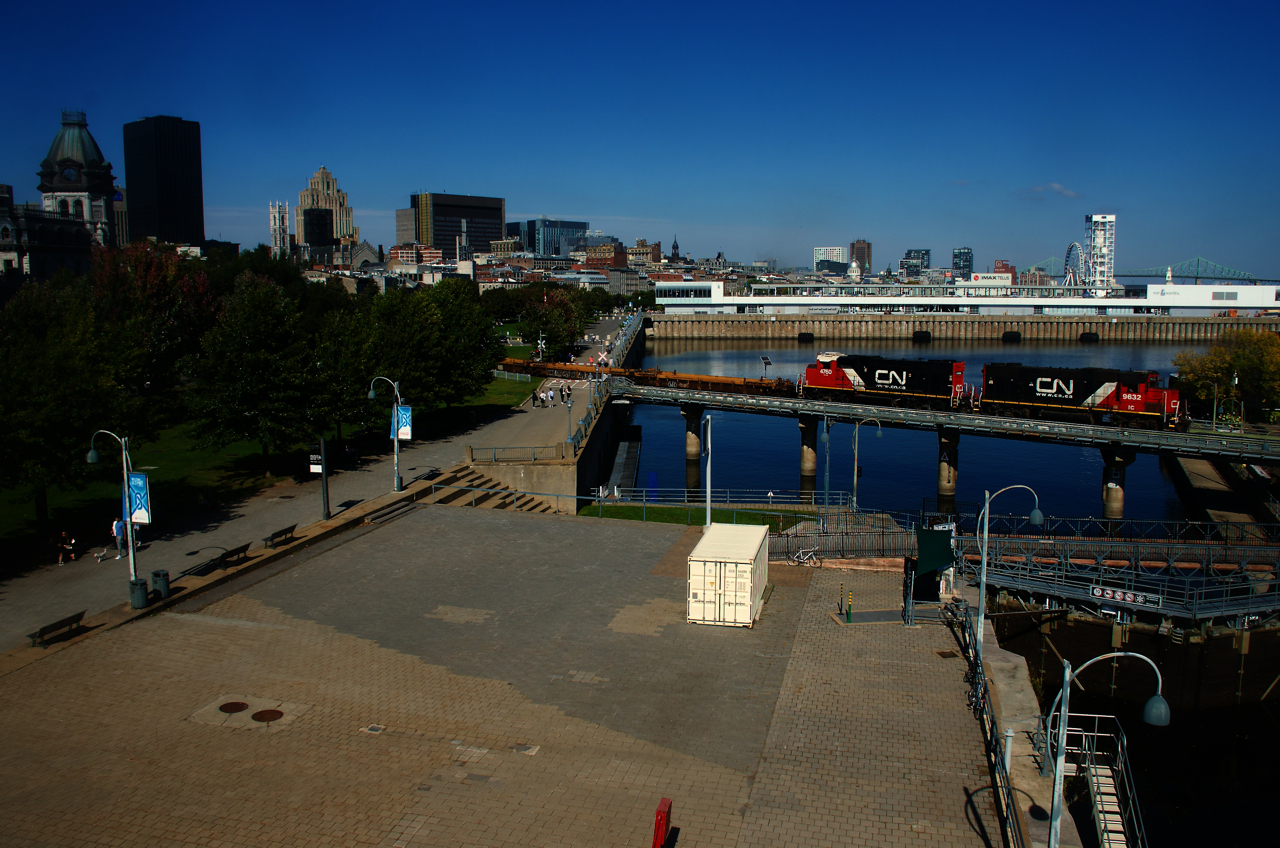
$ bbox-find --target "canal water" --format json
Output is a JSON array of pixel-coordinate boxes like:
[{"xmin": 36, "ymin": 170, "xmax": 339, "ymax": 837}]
[{"xmin": 634, "ymin": 338, "xmax": 1209, "ymax": 519}]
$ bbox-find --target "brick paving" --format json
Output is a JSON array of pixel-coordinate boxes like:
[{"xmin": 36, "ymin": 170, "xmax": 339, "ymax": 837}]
[
  {"xmin": 0, "ymin": 511, "xmax": 997, "ymax": 847},
  {"xmin": 738, "ymin": 569, "xmax": 998, "ymax": 847}
]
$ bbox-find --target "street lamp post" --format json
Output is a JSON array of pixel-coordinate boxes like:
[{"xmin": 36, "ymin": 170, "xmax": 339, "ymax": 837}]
[
  {"xmin": 852, "ymin": 418, "xmax": 882, "ymax": 512},
  {"xmin": 702, "ymin": 414, "xmax": 712, "ymax": 526},
  {"xmin": 565, "ymin": 398, "xmax": 574, "ymax": 446},
  {"xmin": 86, "ymin": 430, "xmax": 139, "ymax": 585},
  {"xmin": 820, "ymin": 416, "xmax": 830, "ymax": 508},
  {"xmin": 1046, "ymin": 652, "xmax": 1171, "ymax": 848},
  {"xmin": 368, "ymin": 376, "xmax": 405, "ymax": 493},
  {"xmin": 1198, "ymin": 381, "xmax": 1219, "ymax": 431},
  {"xmin": 977, "ymin": 485, "xmax": 1044, "ymax": 662}
]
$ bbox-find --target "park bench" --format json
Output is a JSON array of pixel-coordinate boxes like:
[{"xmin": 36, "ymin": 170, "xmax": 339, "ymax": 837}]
[
  {"xmin": 262, "ymin": 524, "xmax": 297, "ymax": 550},
  {"xmin": 27, "ymin": 610, "xmax": 87, "ymax": 648}
]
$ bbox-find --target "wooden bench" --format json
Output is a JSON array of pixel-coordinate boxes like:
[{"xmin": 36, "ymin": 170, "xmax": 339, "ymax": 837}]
[
  {"xmin": 27, "ymin": 610, "xmax": 87, "ymax": 648},
  {"xmin": 262, "ymin": 524, "xmax": 297, "ymax": 550}
]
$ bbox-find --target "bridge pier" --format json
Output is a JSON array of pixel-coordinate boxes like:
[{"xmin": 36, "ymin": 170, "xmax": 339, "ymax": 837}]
[
  {"xmin": 937, "ymin": 428, "xmax": 960, "ymax": 510},
  {"xmin": 799, "ymin": 415, "xmax": 819, "ymax": 478},
  {"xmin": 681, "ymin": 405, "xmax": 704, "ymax": 461},
  {"xmin": 1100, "ymin": 445, "xmax": 1137, "ymax": 519}
]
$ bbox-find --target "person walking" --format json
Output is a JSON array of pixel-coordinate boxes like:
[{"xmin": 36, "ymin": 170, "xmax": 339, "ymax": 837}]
[
  {"xmin": 56, "ymin": 530, "xmax": 76, "ymax": 564},
  {"xmin": 111, "ymin": 517, "xmax": 125, "ymax": 559},
  {"xmin": 530, "ymin": 389, "xmax": 537, "ymax": 408},
  {"xmin": 539, "ymin": 391, "xmax": 547, "ymax": 408}
]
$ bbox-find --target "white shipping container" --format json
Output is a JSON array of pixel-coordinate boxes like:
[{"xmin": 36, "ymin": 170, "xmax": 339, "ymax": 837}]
[{"xmin": 687, "ymin": 524, "xmax": 769, "ymax": 627}]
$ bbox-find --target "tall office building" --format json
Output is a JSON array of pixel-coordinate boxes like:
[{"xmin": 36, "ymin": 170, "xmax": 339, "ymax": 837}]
[
  {"xmin": 504, "ymin": 218, "xmax": 588, "ymax": 257},
  {"xmin": 296, "ymin": 167, "xmax": 357, "ymax": 245},
  {"xmin": 905, "ymin": 248, "xmax": 931, "ymax": 269},
  {"xmin": 397, "ymin": 193, "xmax": 505, "ymax": 262},
  {"xmin": 122, "ymin": 115, "xmax": 205, "ymax": 246},
  {"xmin": 951, "ymin": 247, "xmax": 973, "ymax": 276},
  {"xmin": 814, "ymin": 246, "xmax": 847, "ymax": 268},
  {"xmin": 301, "ymin": 208, "xmax": 335, "ymax": 248},
  {"xmin": 1085, "ymin": 214, "xmax": 1116, "ymax": 287},
  {"xmin": 850, "ymin": 240, "xmax": 872, "ymax": 276}
]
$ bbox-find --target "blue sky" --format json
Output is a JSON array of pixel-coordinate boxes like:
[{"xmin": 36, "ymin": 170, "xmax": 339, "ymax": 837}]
[{"xmin": 6, "ymin": 1, "xmax": 1278, "ymax": 274}]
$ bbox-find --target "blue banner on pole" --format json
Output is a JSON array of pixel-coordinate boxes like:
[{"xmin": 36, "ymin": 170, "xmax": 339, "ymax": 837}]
[
  {"xmin": 393, "ymin": 406, "xmax": 412, "ymax": 440},
  {"xmin": 126, "ymin": 471, "xmax": 152, "ymax": 525}
]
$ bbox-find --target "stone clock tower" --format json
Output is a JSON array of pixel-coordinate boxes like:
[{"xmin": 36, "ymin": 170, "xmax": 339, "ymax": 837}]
[{"xmin": 36, "ymin": 111, "xmax": 117, "ymax": 247}]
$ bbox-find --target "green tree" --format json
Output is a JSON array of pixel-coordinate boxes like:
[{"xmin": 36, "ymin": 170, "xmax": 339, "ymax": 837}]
[
  {"xmin": 521, "ymin": 288, "xmax": 578, "ymax": 359},
  {"xmin": 0, "ymin": 280, "xmax": 137, "ymax": 532},
  {"xmin": 369, "ymin": 287, "xmax": 444, "ymax": 412},
  {"xmin": 187, "ymin": 273, "xmax": 309, "ymax": 475},
  {"xmin": 309, "ymin": 303, "xmax": 378, "ymax": 440},
  {"xmin": 1173, "ymin": 329, "xmax": 1280, "ymax": 421},
  {"xmin": 426, "ymin": 276, "xmax": 504, "ymax": 406}
]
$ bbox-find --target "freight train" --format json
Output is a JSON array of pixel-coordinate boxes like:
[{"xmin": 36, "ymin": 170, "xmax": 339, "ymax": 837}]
[
  {"xmin": 500, "ymin": 352, "xmax": 1186, "ymax": 430},
  {"xmin": 800, "ymin": 353, "xmax": 1185, "ymax": 429}
]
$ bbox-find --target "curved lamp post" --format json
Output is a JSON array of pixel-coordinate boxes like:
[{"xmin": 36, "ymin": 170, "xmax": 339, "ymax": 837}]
[
  {"xmin": 852, "ymin": 418, "xmax": 882, "ymax": 512},
  {"xmin": 977, "ymin": 485, "xmax": 1044, "ymax": 662},
  {"xmin": 1046, "ymin": 651, "xmax": 1170, "ymax": 848},
  {"xmin": 368, "ymin": 376, "xmax": 405, "ymax": 493},
  {"xmin": 86, "ymin": 430, "xmax": 138, "ymax": 583}
]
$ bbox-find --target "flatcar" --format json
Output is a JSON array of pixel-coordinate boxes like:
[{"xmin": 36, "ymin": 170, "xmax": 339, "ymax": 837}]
[
  {"xmin": 980, "ymin": 363, "xmax": 1183, "ymax": 429},
  {"xmin": 801, "ymin": 353, "xmax": 968, "ymax": 410}
]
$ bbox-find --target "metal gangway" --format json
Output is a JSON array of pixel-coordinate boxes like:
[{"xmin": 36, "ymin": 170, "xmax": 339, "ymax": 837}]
[{"xmin": 1038, "ymin": 713, "xmax": 1149, "ymax": 847}]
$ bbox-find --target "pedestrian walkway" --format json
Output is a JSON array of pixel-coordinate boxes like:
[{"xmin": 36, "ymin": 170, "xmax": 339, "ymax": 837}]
[{"xmin": 0, "ymin": 509, "xmax": 997, "ymax": 847}]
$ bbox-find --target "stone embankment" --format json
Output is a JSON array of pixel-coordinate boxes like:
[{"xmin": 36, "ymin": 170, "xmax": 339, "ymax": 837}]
[{"xmin": 651, "ymin": 314, "xmax": 1280, "ymax": 343}]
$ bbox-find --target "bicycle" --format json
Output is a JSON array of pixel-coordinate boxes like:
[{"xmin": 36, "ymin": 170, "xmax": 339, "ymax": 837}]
[{"xmin": 788, "ymin": 546, "xmax": 823, "ymax": 568}]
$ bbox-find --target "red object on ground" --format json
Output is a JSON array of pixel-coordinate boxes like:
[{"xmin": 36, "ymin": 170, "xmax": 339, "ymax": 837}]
[{"xmin": 652, "ymin": 797, "xmax": 672, "ymax": 848}]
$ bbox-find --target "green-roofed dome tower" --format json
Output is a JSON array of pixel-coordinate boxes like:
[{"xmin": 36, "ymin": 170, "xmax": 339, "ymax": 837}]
[{"xmin": 36, "ymin": 110, "xmax": 117, "ymax": 247}]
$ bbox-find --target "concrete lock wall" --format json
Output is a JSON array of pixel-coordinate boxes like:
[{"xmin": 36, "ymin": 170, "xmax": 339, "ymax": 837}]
[
  {"xmin": 469, "ymin": 400, "xmax": 625, "ymax": 513},
  {"xmin": 648, "ymin": 314, "xmax": 1280, "ymax": 343}
]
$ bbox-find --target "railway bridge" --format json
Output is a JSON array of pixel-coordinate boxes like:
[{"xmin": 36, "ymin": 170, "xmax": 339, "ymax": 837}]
[{"xmin": 600, "ymin": 377, "xmax": 1280, "ymax": 519}]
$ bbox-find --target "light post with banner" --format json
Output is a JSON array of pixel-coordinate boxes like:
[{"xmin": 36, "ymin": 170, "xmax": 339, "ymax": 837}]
[
  {"xmin": 309, "ymin": 439, "xmax": 330, "ymax": 520},
  {"xmin": 368, "ymin": 377, "xmax": 408, "ymax": 493},
  {"xmin": 87, "ymin": 429, "xmax": 150, "ymax": 607},
  {"xmin": 1046, "ymin": 651, "xmax": 1170, "ymax": 848}
]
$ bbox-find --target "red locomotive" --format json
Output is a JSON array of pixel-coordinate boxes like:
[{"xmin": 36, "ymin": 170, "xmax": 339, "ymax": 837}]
[{"xmin": 801, "ymin": 353, "xmax": 1185, "ymax": 430}]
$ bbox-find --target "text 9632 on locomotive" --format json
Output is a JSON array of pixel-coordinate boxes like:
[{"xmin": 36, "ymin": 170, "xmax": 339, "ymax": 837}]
[{"xmin": 981, "ymin": 364, "xmax": 1183, "ymax": 429}]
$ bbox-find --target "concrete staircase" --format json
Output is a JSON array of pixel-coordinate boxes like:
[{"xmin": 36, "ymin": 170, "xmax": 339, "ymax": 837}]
[{"xmin": 417, "ymin": 465, "xmax": 559, "ymax": 514}]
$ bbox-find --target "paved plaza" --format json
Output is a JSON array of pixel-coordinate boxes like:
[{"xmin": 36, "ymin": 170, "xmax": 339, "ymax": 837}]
[{"xmin": 0, "ymin": 507, "xmax": 998, "ymax": 847}]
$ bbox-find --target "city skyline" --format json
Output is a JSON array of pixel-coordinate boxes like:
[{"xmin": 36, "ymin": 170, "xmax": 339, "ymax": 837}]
[{"xmin": 4, "ymin": 1, "xmax": 1278, "ymax": 273}]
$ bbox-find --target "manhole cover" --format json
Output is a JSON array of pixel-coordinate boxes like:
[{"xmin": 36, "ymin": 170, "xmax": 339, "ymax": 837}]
[
  {"xmin": 252, "ymin": 709, "xmax": 284, "ymax": 723},
  {"xmin": 936, "ymin": 650, "xmax": 959, "ymax": 659},
  {"xmin": 219, "ymin": 701, "xmax": 249, "ymax": 713}
]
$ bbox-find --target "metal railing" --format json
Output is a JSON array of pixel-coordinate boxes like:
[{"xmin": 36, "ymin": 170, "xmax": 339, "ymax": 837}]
[
  {"xmin": 943, "ymin": 600, "xmax": 1026, "ymax": 848},
  {"xmin": 921, "ymin": 498, "xmax": 1280, "ymax": 546},
  {"xmin": 1040, "ymin": 713, "xmax": 1149, "ymax": 848},
  {"xmin": 612, "ymin": 487, "xmax": 851, "ymax": 508},
  {"xmin": 490, "ymin": 369, "xmax": 532, "ymax": 382},
  {"xmin": 607, "ymin": 378, "xmax": 1280, "ymax": 462},
  {"xmin": 470, "ymin": 445, "xmax": 563, "ymax": 462},
  {"xmin": 955, "ymin": 534, "xmax": 1280, "ymax": 620}
]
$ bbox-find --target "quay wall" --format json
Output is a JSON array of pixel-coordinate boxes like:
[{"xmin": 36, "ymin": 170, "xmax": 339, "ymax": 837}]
[{"xmin": 649, "ymin": 314, "xmax": 1280, "ymax": 343}]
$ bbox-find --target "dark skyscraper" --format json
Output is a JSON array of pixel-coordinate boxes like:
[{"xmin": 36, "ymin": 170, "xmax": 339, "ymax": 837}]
[
  {"xmin": 122, "ymin": 115, "xmax": 205, "ymax": 246},
  {"xmin": 952, "ymin": 247, "xmax": 973, "ymax": 275},
  {"xmin": 851, "ymin": 239, "xmax": 872, "ymax": 274},
  {"xmin": 397, "ymin": 193, "xmax": 504, "ymax": 261}
]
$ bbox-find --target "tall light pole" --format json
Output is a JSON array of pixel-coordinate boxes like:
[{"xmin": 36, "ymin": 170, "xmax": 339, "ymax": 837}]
[
  {"xmin": 852, "ymin": 418, "xmax": 882, "ymax": 512},
  {"xmin": 565, "ymin": 398, "xmax": 574, "ymax": 446},
  {"xmin": 86, "ymin": 430, "xmax": 139, "ymax": 587},
  {"xmin": 368, "ymin": 376, "xmax": 405, "ymax": 493},
  {"xmin": 1198, "ymin": 380, "xmax": 1219, "ymax": 431},
  {"xmin": 977, "ymin": 485, "xmax": 1044, "ymax": 662},
  {"xmin": 702, "ymin": 413, "xmax": 712, "ymax": 526},
  {"xmin": 1046, "ymin": 652, "xmax": 1170, "ymax": 848},
  {"xmin": 820, "ymin": 416, "xmax": 830, "ymax": 508}
]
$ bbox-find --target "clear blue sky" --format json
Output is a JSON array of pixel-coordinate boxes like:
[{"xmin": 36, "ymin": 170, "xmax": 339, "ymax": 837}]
[{"xmin": 6, "ymin": 1, "xmax": 1278, "ymax": 274}]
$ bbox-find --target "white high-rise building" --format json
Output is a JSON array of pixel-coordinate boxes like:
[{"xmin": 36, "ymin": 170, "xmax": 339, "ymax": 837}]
[
  {"xmin": 814, "ymin": 246, "xmax": 847, "ymax": 268},
  {"xmin": 270, "ymin": 201, "xmax": 290, "ymax": 259},
  {"xmin": 1085, "ymin": 214, "xmax": 1116, "ymax": 288}
]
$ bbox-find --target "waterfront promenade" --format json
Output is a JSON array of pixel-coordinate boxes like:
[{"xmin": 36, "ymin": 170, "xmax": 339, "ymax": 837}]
[{"xmin": 0, "ymin": 507, "xmax": 999, "ymax": 847}]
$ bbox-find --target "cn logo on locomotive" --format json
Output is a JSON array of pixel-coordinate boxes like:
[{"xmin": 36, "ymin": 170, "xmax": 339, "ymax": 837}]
[
  {"xmin": 874, "ymin": 369, "xmax": 907, "ymax": 386},
  {"xmin": 1035, "ymin": 377, "xmax": 1074, "ymax": 397}
]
